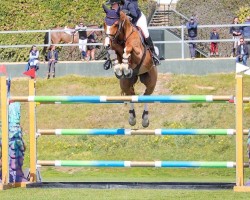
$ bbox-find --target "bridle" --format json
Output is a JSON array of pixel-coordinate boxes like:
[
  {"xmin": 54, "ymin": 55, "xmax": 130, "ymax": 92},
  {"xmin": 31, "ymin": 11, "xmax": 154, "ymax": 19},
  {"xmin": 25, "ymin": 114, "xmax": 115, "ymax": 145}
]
[{"xmin": 106, "ymin": 18, "xmax": 126, "ymax": 42}]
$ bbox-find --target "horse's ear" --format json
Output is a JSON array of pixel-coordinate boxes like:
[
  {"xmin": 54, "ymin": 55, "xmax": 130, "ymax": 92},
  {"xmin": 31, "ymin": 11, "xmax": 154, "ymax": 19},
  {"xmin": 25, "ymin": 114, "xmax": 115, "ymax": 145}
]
[{"xmin": 102, "ymin": 4, "xmax": 109, "ymax": 13}]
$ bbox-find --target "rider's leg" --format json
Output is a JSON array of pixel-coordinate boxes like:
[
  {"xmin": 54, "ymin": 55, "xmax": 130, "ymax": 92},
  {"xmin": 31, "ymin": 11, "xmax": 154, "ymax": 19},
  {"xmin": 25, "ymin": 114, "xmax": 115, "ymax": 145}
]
[
  {"xmin": 145, "ymin": 36, "xmax": 161, "ymax": 66},
  {"xmin": 136, "ymin": 12, "xmax": 160, "ymax": 66}
]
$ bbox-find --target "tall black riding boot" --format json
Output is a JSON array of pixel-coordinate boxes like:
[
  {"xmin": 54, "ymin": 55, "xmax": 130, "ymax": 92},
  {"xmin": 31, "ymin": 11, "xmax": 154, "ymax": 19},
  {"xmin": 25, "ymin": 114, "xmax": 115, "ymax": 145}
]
[{"xmin": 145, "ymin": 36, "xmax": 160, "ymax": 66}]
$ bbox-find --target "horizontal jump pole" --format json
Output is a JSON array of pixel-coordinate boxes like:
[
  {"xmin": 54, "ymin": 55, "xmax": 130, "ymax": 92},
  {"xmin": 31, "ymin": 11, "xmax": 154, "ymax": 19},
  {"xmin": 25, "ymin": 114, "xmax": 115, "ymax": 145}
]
[
  {"xmin": 37, "ymin": 129, "xmax": 249, "ymax": 136},
  {"xmin": 10, "ymin": 95, "xmax": 250, "ymax": 103},
  {"xmin": 37, "ymin": 160, "xmax": 245, "ymax": 168}
]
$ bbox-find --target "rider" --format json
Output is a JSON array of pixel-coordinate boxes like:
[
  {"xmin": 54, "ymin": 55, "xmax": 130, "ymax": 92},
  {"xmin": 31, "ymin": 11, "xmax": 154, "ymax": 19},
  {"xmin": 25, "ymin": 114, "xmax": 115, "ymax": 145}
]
[
  {"xmin": 75, "ymin": 21, "xmax": 88, "ymax": 61},
  {"xmin": 105, "ymin": 0, "xmax": 160, "ymax": 66}
]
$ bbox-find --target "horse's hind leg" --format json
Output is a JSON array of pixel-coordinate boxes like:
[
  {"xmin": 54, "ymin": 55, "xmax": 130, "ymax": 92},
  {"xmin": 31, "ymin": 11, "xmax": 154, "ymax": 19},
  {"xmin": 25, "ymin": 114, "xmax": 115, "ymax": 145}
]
[
  {"xmin": 129, "ymin": 103, "xmax": 136, "ymax": 126},
  {"xmin": 142, "ymin": 103, "xmax": 149, "ymax": 128},
  {"xmin": 120, "ymin": 78, "xmax": 138, "ymax": 126},
  {"xmin": 139, "ymin": 68, "xmax": 157, "ymax": 128}
]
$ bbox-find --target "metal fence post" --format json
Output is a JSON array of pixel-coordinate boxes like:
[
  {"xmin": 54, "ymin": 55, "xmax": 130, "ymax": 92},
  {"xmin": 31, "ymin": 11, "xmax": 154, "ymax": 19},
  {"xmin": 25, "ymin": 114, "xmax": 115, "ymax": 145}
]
[{"xmin": 181, "ymin": 25, "xmax": 185, "ymax": 59}]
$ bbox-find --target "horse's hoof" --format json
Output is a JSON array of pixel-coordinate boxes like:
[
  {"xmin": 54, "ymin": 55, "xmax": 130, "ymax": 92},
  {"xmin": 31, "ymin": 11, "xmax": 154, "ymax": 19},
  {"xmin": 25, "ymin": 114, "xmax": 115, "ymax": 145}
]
[
  {"xmin": 142, "ymin": 119, "xmax": 149, "ymax": 128},
  {"xmin": 115, "ymin": 73, "xmax": 124, "ymax": 79},
  {"xmin": 129, "ymin": 118, "xmax": 136, "ymax": 126},
  {"xmin": 124, "ymin": 69, "xmax": 133, "ymax": 78}
]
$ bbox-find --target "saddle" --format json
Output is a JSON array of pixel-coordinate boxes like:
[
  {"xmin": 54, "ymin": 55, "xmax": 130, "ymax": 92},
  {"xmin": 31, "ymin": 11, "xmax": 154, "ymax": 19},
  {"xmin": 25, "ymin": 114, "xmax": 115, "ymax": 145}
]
[{"xmin": 133, "ymin": 26, "xmax": 148, "ymax": 49}]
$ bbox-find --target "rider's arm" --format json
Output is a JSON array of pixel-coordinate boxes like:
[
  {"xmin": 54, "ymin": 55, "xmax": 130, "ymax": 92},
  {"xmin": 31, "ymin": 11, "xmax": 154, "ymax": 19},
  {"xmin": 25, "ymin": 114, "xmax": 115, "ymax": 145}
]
[{"xmin": 126, "ymin": 2, "xmax": 138, "ymax": 18}]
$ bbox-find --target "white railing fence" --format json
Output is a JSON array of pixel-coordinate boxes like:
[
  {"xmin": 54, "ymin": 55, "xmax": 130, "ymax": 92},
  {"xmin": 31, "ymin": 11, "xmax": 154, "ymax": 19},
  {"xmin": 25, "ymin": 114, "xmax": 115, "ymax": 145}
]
[{"xmin": 0, "ymin": 24, "xmax": 249, "ymax": 59}]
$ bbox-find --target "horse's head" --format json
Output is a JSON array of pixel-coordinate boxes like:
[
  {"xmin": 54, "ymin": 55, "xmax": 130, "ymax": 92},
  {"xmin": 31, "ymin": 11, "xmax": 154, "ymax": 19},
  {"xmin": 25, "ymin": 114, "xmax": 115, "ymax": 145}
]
[
  {"xmin": 103, "ymin": 6, "xmax": 121, "ymax": 43},
  {"xmin": 103, "ymin": 6, "xmax": 133, "ymax": 47}
]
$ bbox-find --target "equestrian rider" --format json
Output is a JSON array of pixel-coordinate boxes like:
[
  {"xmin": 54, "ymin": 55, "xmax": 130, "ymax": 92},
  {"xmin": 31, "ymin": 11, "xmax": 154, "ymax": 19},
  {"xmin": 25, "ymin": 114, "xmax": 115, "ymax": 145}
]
[{"xmin": 105, "ymin": 0, "xmax": 160, "ymax": 66}]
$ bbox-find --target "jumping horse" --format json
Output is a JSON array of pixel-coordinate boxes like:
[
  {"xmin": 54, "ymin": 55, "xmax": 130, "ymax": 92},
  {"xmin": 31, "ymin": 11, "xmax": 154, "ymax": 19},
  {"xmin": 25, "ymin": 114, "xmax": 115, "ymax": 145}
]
[
  {"xmin": 42, "ymin": 25, "xmax": 103, "ymax": 58},
  {"xmin": 103, "ymin": 7, "xmax": 157, "ymax": 127}
]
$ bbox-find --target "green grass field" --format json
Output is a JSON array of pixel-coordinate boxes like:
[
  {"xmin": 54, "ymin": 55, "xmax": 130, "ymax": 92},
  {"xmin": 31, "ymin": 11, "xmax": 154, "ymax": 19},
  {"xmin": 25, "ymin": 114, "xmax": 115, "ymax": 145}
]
[
  {"xmin": 1, "ymin": 188, "xmax": 250, "ymax": 200},
  {"xmin": 1, "ymin": 73, "xmax": 250, "ymax": 199}
]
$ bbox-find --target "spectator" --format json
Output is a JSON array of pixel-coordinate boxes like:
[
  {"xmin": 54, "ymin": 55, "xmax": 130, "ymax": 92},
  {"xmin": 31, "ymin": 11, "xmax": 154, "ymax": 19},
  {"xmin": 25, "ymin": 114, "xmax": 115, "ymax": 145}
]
[
  {"xmin": 26, "ymin": 45, "xmax": 39, "ymax": 71},
  {"xmin": 242, "ymin": 16, "xmax": 250, "ymax": 51},
  {"xmin": 75, "ymin": 21, "xmax": 88, "ymax": 61},
  {"xmin": 230, "ymin": 17, "xmax": 242, "ymax": 57},
  {"xmin": 186, "ymin": 16, "xmax": 198, "ymax": 59},
  {"xmin": 210, "ymin": 28, "xmax": 220, "ymax": 57},
  {"xmin": 86, "ymin": 33, "xmax": 97, "ymax": 61},
  {"xmin": 236, "ymin": 37, "xmax": 249, "ymax": 66},
  {"xmin": 46, "ymin": 45, "xmax": 58, "ymax": 79}
]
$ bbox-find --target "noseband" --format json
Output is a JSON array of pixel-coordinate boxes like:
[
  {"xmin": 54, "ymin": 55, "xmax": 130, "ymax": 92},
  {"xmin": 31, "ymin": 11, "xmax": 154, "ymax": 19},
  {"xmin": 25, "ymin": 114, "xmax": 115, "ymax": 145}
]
[{"xmin": 107, "ymin": 19, "xmax": 125, "ymax": 42}]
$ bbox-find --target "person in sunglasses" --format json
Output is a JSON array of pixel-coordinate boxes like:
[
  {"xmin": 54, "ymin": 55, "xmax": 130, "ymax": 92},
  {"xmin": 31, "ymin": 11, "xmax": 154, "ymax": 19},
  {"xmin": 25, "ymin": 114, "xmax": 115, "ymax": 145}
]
[{"xmin": 236, "ymin": 37, "xmax": 249, "ymax": 66}]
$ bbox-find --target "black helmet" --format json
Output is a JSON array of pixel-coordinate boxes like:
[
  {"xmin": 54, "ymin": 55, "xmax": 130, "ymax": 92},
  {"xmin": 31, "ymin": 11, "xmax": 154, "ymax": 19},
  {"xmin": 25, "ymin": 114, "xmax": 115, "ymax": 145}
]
[{"xmin": 106, "ymin": 0, "xmax": 121, "ymax": 5}]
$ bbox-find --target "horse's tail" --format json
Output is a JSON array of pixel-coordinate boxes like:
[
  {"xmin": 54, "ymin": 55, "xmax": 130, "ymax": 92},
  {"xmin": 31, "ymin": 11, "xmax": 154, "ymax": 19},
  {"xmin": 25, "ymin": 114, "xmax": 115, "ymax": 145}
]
[{"xmin": 42, "ymin": 31, "xmax": 49, "ymax": 55}]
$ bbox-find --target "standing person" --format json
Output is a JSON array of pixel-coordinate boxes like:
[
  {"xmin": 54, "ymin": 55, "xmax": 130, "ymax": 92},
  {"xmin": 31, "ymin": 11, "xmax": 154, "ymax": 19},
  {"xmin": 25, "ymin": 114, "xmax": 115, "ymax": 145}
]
[
  {"xmin": 242, "ymin": 16, "xmax": 250, "ymax": 52},
  {"xmin": 26, "ymin": 45, "xmax": 39, "ymax": 71},
  {"xmin": 75, "ymin": 21, "xmax": 88, "ymax": 61},
  {"xmin": 186, "ymin": 17, "xmax": 198, "ymax": 59},
  {"xmin": 210, "ymin": 28, "xmax": 220, "ymax": 57},
  {"xmin": 46, "ymin": 45, "xmax": 58, "ymax": 79},
  {"xmin": 236, "ymin": 37, "xmax": 249, "ymax": 66},
  {"xmin": 230, "ymin": 17, "xmax": 242, "ymax": 57},
  {"xmin": 86, "ymin": 32, "xmax": 96, "ymax": 61},
  {"xmin": 104, "ymin": 0, "xmax": 160, "ymax": 66}
]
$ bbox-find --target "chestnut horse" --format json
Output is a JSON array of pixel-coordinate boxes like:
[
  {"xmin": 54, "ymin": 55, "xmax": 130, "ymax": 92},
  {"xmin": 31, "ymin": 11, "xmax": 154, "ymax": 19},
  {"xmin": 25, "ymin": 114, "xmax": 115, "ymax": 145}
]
[
  {"xmin": 42, "ymin": 25, "xmax": 103, "ymax": 57},
  {"xmin": 103, "ymin": 9, "xmax": 157, "ymax": 127}
]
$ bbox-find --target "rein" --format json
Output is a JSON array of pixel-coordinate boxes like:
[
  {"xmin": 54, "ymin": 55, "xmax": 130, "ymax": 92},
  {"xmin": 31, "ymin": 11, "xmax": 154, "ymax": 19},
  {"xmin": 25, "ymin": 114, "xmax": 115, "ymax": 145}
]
[{"xmin": 108, "ymin": 19, "xmax": 126, "ymax": 42}]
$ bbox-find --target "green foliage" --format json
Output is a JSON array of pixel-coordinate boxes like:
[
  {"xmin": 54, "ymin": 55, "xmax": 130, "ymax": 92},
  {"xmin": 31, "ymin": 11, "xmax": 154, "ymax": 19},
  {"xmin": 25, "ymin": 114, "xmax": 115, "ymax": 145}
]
[
  {"xmin": 236, "ymin": 6, "xmax": 250, "ymax": 23},
  {"xmin": 0, "ymin": 0, "xmax": 155, "ymax": 62}
]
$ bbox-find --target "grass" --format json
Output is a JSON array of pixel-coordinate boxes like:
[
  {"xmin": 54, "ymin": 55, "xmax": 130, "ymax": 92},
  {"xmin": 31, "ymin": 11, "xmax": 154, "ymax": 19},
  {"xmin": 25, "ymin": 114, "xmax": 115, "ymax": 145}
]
[
  {"xmin": 1, "ymin": 188, "xmax": 250, "ymax": 200},
  {"xmin": 2, "ymin": 73, "xmax": 250, "ymax": 198}
]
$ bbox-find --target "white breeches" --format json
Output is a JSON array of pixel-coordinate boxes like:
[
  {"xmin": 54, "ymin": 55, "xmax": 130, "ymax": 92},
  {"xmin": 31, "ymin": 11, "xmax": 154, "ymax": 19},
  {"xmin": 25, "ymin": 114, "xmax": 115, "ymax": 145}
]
[{"xmin": 136, "ymin": 12, "xmax": 149, "ymax": 38}]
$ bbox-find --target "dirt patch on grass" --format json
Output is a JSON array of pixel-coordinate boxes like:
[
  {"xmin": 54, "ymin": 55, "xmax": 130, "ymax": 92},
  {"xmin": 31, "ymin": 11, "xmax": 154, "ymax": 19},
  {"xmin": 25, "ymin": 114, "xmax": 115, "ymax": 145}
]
[{"xmin": 194, "ymin": 85, "xmax": 215, "ymax": 90}]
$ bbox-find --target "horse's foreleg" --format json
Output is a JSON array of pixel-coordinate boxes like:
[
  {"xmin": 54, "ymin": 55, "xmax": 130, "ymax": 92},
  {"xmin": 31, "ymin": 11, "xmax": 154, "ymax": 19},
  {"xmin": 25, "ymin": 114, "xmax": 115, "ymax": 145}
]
[
  {"xmin": 142, "ymin": 103, "xmax": 149, "ymax": 128},
  {"xmin": 129, "ymin": 103, "xmax": 136, "ymax": 126},
  {"xmin": 121, "ymin": 46, "xmax": 132, "ymax": 78},
  {"xmin": 109, "ymin": 50, "xmax": 122, "ymax": 78}
]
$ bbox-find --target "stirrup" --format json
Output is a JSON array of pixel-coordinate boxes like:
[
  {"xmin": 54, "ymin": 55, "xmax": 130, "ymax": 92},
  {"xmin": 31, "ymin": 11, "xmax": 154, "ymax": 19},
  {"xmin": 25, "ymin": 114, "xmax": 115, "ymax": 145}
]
[{"xmin": 152, "ymin": 55, "xmax": 160, "ymax": 66}]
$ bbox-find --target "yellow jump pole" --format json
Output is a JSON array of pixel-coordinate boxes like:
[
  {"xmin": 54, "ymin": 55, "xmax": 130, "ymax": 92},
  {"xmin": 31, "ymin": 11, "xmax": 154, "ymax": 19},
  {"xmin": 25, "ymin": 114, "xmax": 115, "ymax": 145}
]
[
  {"xmin": 233, "ymin": 75, "xmax": 250, "ymax": 192},
  {"xmin": 0, "ymin": 76, "xmax": 9, "ymax": 190},
  {"xmin": 29, "ymin": 79, "xmax": 37, "ymax": 182}
]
